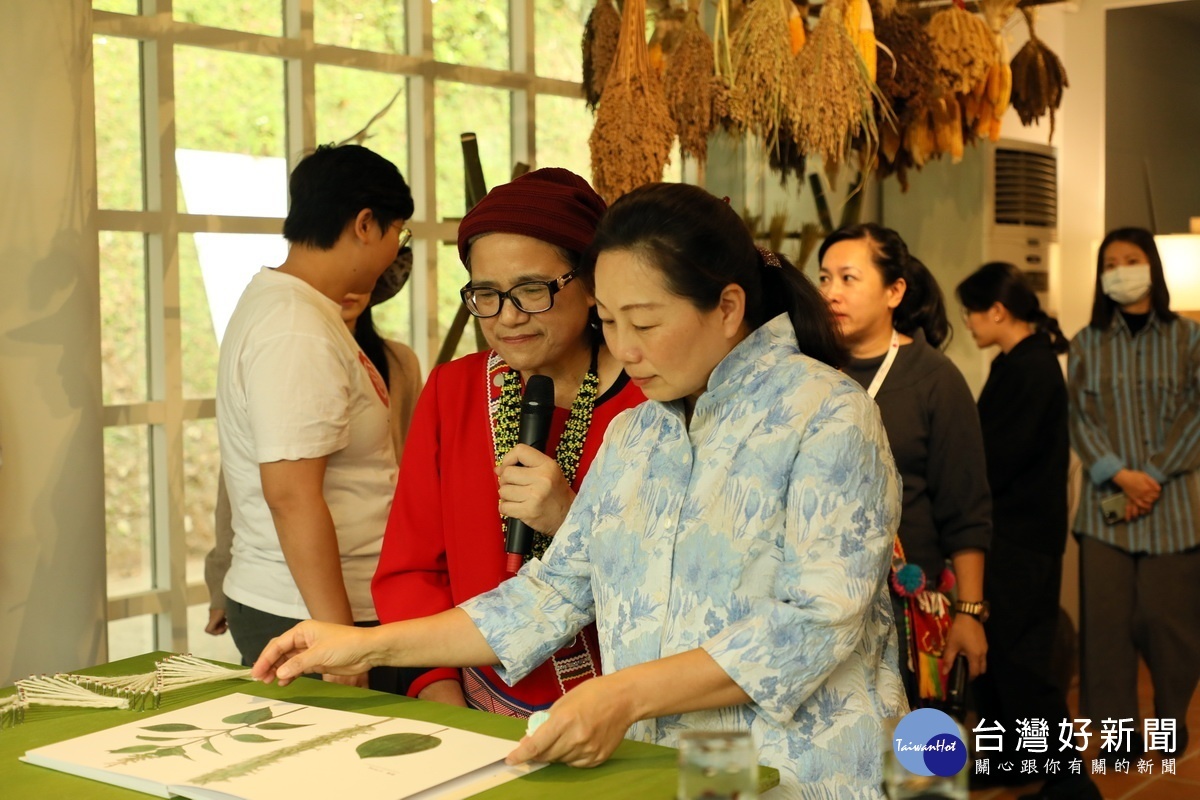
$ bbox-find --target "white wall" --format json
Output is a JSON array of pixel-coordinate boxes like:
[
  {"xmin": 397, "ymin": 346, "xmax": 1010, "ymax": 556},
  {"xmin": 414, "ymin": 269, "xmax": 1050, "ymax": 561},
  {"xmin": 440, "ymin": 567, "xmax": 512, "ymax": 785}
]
[
  {"xmin": 0, "ymin": 0, "xmax": 107, "ymax": 684},
  {"xmin": 1105, "ymin": 3, "xmax": 1200, "ymax": 233}
]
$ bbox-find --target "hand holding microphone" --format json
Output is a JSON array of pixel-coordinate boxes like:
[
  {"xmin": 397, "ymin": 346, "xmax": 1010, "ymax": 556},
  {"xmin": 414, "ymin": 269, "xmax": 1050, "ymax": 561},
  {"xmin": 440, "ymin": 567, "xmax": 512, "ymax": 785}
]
[{"xmin": 499, "ymin": 376, "xmax": 572, "ymax": 573}]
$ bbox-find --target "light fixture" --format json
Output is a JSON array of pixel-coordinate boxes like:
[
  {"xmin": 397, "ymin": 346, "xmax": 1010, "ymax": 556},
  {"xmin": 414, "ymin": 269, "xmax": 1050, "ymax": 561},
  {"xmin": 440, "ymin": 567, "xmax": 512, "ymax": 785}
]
[{"xmin": 1155, "ymin": 234, "xmax": 1200, "ymax": 313}]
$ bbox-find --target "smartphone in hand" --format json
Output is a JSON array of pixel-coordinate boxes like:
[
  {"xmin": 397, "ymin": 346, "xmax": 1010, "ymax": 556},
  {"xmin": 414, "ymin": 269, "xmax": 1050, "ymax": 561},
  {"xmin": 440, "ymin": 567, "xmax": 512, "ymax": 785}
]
[{"xmin": 1100, "ymin": 492, "xmax": 1128, "ymax": 525}]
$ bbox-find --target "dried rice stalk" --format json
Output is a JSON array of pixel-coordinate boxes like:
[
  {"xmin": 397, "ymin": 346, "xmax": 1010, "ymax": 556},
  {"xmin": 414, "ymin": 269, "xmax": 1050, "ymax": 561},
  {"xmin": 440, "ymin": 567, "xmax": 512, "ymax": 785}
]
[
  {"xmin": 793, "ymin": 0, "xmax": 885, "ymax": 167},
  {"xmin": 663, "ymin": 6, "xmax": 717, "ymax": 164},
  {"xmin": 926, "ymin": 5, "xmax": 997, "ymax": 95},
  {"xmin": 726, "ymin": 0, "xmax": 801, "ymax": 145},
  {"xmin": 590, "ymin": 0, "xmax": 678, "ymax": 202},
  {"xmin": 583, "ymin": 0, "xmax": 621, "ymax": 110}
]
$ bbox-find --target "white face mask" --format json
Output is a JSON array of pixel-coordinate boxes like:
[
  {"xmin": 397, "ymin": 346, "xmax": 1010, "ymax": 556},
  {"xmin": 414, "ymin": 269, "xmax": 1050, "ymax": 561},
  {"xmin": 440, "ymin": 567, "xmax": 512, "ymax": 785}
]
[{"xmin": 1101, "ymin": 264, "xmax": 1152, "ymax": 306}]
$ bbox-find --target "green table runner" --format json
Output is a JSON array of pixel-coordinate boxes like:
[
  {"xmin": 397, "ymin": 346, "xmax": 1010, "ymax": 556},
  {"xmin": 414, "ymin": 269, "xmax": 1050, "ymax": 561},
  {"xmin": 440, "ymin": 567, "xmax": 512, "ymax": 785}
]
[{"xmin": 1, "ymin": 653, "xmax": 779, "ymax": 798}]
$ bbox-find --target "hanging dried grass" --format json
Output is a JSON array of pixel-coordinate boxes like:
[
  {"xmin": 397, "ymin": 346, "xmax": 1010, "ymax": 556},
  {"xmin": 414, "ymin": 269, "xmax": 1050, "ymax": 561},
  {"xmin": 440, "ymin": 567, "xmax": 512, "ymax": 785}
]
[
  {"xmin": 926, "ymin": 5, "xmax": 997, "ymax": 95},
  {"xmin": 663, "ymin": 6, "xmax": 717, "ymax": 164},
  {"xmin": 583, "ymin": 0, "xmax": 622, "ymax": 110},
  {"xmin": 793, "ymin": 0, "xmax": 884, "ymax": 167},
  {"xmin": 1010, "ymin": 7, "xmax": 1068, "ymax": 141},
  {"xmin": 590, "ymin": 0, "xmax": 678, "ymax": 202},
  {"xmin": 874, "ymin": 7, "xmax": 939, "ymax": 130},
  {"xmin": 726, "ymin": 0, "xmax": 801, "ymax": 145}
]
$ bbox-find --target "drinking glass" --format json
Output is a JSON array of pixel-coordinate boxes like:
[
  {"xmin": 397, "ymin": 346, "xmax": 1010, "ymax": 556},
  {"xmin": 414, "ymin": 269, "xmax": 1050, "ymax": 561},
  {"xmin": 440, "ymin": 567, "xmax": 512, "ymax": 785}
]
[{"xmin": 677, "ymin": 730, "xmax": 758, "ymax": 800}]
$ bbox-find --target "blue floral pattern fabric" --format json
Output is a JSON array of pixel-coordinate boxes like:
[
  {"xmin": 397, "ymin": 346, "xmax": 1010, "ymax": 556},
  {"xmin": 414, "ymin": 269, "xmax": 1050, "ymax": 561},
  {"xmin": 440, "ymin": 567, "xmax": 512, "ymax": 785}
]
[{"xmin": 461, "ymin": 314, "xmax": 907, "ymax": 799}]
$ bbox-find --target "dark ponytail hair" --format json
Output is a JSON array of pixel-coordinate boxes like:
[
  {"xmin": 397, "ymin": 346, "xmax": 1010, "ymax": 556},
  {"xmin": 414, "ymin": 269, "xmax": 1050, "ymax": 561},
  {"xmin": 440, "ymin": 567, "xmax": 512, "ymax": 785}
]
[
  {"xmin": 353, "ymin": 305, "xmax": 391, "ymax": 387},
  {"xmin": 1090, "ymin": 227, "xmax": 1177, "ymax": 329},
  {"xmin": 957, "ymin": 261, "xmax": 1068, "ymax": 354},
  {"xmin": 818, "ymin": 223, "xmax": 952, "ymax": 349},
  {"xmin": 581, "ymin": 182, "xmax": 847, "ymax": 369}
]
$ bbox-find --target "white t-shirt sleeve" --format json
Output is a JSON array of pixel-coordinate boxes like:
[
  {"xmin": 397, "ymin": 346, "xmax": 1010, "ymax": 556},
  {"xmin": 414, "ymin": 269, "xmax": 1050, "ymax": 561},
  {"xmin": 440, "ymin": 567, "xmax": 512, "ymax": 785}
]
[{"xmin": 243, "ymin": 329, "xmax": 352, "ymax": 464}]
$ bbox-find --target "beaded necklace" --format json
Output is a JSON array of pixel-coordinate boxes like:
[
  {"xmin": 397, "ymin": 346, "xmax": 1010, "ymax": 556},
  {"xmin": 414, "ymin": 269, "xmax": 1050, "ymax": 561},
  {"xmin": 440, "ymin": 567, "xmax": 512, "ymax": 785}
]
[{"xmin": 490, "ymin": 347, "xmax": 601, "ymax": 562}]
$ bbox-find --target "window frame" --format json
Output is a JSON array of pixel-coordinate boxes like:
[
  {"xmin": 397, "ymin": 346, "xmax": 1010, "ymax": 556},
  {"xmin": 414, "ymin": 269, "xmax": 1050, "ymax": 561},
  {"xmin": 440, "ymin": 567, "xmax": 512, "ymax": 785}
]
[{"xmin": 93, "ymin": 0, "xmax": 588, "ymax": 655}]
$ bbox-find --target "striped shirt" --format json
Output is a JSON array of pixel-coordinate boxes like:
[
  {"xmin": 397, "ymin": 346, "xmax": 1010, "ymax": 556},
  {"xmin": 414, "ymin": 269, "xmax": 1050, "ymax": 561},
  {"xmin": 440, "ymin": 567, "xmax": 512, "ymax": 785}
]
[{"xmin": 1068, "ymin": 312, "xmax": 1200, "ymax": 553}]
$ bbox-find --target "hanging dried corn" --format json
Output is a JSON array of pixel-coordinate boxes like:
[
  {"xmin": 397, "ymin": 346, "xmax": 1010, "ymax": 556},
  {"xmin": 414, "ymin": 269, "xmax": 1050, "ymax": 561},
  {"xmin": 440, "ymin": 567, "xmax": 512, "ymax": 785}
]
[
  {"xmin": 589, "ymin": 0, "xmax": 678, "ymax": 202},
  {"xmin": 1010, "ymin": 7, "xmax": 1068, "ymax": 142},
  {"xmin": 964, "ymin": 0, "xmax": 1017, "ymax": 141},
  {"xmin": 663, "ymin": 2, "xmax": 717, "ymax": 164},
  {"xmin": 583, "ymin": 0, "xmax": 622, "ymax": 110},
  {"xmin": 843, "ymin": 0, "xmax": 877, "ymax": 83},
  {"xmin": 926, "ymin": 4, "xmax": 997, "ymax": 97},
  {"xmin": 793, "ymin": 0, "xmax": 886, "ymax": 168}
]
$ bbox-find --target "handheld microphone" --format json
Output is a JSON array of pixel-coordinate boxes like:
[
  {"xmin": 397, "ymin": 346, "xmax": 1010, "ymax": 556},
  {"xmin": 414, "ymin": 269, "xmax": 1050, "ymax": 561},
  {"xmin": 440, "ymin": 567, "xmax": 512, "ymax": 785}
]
[{"xmin": 504, "ymin": 375, "xmax": 555, "ymax": 574}]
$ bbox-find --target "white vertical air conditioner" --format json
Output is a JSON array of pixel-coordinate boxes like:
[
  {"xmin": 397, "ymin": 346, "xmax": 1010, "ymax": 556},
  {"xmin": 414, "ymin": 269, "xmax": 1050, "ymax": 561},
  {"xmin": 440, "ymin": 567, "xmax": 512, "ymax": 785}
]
[{"xmin": 881, "ymin": 138, "xmax": 1059, "ymax": 394}]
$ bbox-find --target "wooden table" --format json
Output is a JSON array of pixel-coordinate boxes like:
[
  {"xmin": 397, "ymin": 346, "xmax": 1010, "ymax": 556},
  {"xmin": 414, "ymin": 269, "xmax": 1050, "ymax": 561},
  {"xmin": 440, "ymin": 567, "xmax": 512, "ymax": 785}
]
[{"xmin": 1, "ymin": 653, "xmax": 779, "ymax": 798}]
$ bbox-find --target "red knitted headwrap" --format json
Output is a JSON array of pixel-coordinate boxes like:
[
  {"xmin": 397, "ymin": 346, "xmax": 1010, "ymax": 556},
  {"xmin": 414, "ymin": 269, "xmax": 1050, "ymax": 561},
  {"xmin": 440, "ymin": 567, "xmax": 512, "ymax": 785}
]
[{"xmin": 456, "ymin": 168, "xmax": 607, "ymax": 267}]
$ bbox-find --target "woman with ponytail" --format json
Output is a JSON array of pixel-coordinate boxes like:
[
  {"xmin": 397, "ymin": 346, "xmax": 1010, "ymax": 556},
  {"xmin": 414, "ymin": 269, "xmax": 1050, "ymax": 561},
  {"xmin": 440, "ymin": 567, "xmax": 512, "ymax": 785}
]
[
  {"xmin": 819, "ymin": 223, "xmax": 992, "ymax": 710},
  {"xmin": 254, "ymin": 183, "xmax": 906, "ymax": 798},
  {"xmin": 957, "ymin": 263, "xmax": 1101, "ymax": 799}
]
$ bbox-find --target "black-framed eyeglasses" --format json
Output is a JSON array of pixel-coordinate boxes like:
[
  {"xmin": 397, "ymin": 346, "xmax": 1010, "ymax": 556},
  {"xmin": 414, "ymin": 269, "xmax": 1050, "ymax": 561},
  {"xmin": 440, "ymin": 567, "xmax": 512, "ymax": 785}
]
[{"xmin": 459, "ymin": 271, "xmax": 577, "ymax": 318}]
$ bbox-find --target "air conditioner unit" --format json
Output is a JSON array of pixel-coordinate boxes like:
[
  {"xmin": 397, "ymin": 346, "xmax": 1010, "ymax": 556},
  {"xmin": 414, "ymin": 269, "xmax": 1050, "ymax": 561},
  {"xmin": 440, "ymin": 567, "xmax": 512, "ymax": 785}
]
[{"xmin": 881, "ymin": 138, "xmax": 1059, "ymax": 394}]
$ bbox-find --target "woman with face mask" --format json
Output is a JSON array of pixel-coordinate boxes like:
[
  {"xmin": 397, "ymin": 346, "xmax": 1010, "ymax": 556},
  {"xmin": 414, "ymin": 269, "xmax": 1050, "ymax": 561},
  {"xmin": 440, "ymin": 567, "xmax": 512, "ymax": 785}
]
[
  {"xmin": 1070, "ymin": 227, "xmax": 1200, "ymax": 762},
  {"xmin": 254, "ymin": 183, "xmax": 906, "ymax": 798},
  {"xmin": 818, "ymin": 224, "xmax": 992, "ymax": 710}
]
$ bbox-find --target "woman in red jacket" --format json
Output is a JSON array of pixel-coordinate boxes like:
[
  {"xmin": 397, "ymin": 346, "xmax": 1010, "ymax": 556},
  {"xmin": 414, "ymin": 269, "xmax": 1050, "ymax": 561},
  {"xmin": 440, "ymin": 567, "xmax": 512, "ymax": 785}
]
[{"xmin": 371, "ymin": 168, "xmax": 644, "ymax": 716}]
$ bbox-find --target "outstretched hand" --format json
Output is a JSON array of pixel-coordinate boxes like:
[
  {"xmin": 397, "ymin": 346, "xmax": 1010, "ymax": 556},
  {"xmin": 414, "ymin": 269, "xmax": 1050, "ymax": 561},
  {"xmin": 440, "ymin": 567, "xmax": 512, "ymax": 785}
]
[{"xmin": 252, "ymin": 620, "xmax": 378, "ymax": 686}]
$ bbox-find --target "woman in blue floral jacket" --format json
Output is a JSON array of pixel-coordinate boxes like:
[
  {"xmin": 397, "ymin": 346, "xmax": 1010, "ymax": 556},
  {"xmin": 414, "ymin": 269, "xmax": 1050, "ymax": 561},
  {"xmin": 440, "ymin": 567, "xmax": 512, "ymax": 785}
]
[{"xmin": 254, "ymin": 183, "xmax": 907, "ymax": 799}]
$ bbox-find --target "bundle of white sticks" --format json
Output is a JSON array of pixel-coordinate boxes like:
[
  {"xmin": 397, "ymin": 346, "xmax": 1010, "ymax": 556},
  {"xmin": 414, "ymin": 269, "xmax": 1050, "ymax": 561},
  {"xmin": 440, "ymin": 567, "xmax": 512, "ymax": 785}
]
[{"xmin": 0, "ymin": 655, "xmax": 251, "ymax": 730}]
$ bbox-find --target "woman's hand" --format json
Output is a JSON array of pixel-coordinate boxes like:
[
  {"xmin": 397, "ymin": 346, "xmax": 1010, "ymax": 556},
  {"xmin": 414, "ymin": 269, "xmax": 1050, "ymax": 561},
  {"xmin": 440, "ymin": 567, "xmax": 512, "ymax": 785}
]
[
  {"xmin": 504, "ymin": 676, "xmax": 637, "ymax": 768},
  {"xmin": 943, "ymin": 614, "xmax": 987, "ymax": 679},
  {"xmin": 1114, "ymin": 469, "xmax": 1161, "ymax": 515},
  {"xmin": 496, "ymin": 445, "xmax": 576, "ymax": 536},
  {"xmin": 417, "ymin": 679, "xmax": 468, "ymax": 707},
  {"xmin": 252, "ymin": 620, "xmax": 380, "ymax": 686}
]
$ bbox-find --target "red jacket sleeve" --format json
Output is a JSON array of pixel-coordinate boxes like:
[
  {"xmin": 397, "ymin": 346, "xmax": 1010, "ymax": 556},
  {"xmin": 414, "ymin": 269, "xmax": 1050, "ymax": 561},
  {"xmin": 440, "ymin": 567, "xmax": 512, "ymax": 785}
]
[{"xmin": 371, "ymin": 364, "xmax": 460, "ymax": 692}]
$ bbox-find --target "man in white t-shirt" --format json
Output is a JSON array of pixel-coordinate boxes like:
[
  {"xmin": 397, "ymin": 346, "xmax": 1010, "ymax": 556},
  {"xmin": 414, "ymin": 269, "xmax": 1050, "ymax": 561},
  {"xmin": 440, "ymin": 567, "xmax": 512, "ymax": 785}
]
[{"xmin": 216, "ymin": 144, "xmax": 414, "ymax": 687}]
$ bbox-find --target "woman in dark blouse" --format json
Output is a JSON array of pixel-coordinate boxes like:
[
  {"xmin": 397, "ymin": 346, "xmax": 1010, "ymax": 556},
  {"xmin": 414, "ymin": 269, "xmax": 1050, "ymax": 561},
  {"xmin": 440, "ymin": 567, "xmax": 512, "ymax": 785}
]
[
  {"xmin": 959, "ymin": 263, "xmax": 1099, "ymax": 799},
  {"xmin": 819, "ymin": 223, "xmax": 991, "ymax": 708}
]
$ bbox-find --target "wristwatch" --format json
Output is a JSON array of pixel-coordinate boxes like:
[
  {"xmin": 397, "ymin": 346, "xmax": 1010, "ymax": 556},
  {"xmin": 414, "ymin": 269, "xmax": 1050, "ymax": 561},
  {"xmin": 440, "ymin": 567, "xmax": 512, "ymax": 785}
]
[{"xmin": 954, "ymin": 600, "xmax": 990, "ymax": 623}]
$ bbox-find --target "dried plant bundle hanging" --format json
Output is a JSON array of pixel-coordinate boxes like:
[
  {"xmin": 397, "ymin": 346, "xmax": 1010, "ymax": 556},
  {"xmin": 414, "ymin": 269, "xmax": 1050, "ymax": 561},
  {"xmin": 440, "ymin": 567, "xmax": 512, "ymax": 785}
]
[
  {"xmin": 926, "ymin": 5, "xmax": 997, "ymax": 96},
  {"xmin": 725, "ymin": 0, "xmax": 802, "ymax": 146},
  {"xmin": 663, "ymin": 4, "xmax": 717, "ymax": 164},
  {"xmin": 583, "ymin": 0, "xmax": 622, "ymax": 110},
  {"xmin": 874, "ymin": 7, "xmax": 939, "ymax": 130},
  {"xmin": 1010, "ymin": 7, "xmax": 1068, "ymax": 142},
  {"xmin": 589, "ymin": 0, "xmax": 678, "ymax": 202},
  {"xmin": 648, "ymin": 4, "xmax": 687, "ymax": 76},
  {"xmin": 793, "ymin": 0, "xmax": 886, "ymax": 168}
]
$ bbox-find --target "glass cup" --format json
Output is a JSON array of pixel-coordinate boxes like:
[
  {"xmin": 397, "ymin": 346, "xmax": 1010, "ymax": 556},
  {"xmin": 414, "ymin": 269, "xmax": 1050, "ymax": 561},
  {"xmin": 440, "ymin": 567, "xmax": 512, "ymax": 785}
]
[{"xmin": 677, "ymin": 730, "xmax": 759, "ymax": 800}]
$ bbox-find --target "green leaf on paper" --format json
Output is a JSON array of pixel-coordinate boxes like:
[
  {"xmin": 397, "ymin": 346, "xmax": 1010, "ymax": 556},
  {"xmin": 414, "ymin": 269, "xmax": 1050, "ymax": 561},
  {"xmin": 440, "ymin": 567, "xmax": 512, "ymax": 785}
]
[
  {"xmin": 231, "ymin": 733, "xmax": 279, "ymax": 743},
  {"xmin": 136, "ymin": 736, "xmax": 179, "ymax": 741},
  {"xmin": 255, "ymin": 722, "xmax": 311, "ymax": 730},
  {"xmin": 202, "ymin": 740, "xmax": 220, "ymax": 755},
  {"xmin": 109, "ymin": 745, "xmax": 160, "ymax": 754},
  {"xmin": 222, "ymin": 708, "xmax": 274, "ymax": 725},
  {"xmin": 356, "ymin": 733, "xmax": 442, "ymax": 759},
  {"xmin": 152, "ymin": 746, "xmax": 191, "ymax": 760},
  {"xmin": 142, "ymin": 723, "xmax": 201, "ymax": 732}
]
